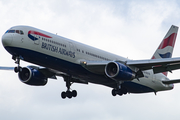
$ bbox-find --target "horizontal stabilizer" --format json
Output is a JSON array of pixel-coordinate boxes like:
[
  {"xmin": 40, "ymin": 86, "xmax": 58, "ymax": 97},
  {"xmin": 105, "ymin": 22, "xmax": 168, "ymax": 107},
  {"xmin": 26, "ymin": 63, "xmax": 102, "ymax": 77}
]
[{"xmin": 162, "ymin": 79, "xmax": 180, "ymax": 84}]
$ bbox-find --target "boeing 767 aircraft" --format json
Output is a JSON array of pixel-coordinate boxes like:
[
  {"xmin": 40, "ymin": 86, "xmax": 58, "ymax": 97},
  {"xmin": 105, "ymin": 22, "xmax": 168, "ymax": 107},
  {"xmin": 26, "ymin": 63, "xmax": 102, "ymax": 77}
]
[{"xmin": 1, "ymin": 25, "xmax": 180, "ymax": 99}]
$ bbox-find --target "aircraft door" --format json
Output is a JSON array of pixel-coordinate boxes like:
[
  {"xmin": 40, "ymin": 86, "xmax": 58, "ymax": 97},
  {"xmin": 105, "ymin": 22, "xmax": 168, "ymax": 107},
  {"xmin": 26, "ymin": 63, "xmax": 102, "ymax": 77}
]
[
  {"xmin": 151, "ymin": 70, "xmax": 156, "ymax": 83},
  {"xmin": 69, "ymin": 42, "xmax": 76, "ymax": 58}
]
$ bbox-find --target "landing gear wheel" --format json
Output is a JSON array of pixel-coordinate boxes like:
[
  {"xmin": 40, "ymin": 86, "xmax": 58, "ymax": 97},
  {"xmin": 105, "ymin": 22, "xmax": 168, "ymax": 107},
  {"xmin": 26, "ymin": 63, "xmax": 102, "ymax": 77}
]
[
  {"xmin": 14, "ymin": 67, "xmax": 19, "ymax": 73},
  {"xmin": 61, "ymin": 90, "xmax": 77, "ymax": 99},
  {"xmin": 72, "ymin": 90, "xmax": 77, "ymax": 97},
  {"xmin": 61, "ymin": 91, "xmax": 66, "ymax": 99},
  {"xmin": 14, "ymin": 66, "xmax": 22, "ymax": 73},
  {"xmin": 112, "ymin": 89, "xmax": 117, "ymax": 96},
  {"xmin": 118, "ymin": 90, "xmax": 123, "ymax": 96},
  {"xmin": 66, "ymin": 91, "xmax": 72, "ymax": 99},
  {"xmin": 112, "ymin": 88, "xmax": 128, "ymax": 96}
]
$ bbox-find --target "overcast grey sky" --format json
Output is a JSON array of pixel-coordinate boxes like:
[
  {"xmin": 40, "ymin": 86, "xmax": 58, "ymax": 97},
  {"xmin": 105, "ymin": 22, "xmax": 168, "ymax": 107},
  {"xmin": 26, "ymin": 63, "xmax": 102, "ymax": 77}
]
[{"xmin": 1, "ymin": 0, "xmax": 180, "ymax": 120}]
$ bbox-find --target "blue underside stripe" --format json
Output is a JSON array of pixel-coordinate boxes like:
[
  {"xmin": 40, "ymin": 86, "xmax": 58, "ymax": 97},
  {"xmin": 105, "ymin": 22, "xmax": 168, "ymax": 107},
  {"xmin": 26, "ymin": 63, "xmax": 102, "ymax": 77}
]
[{"xmin": 5, "ymin": 46, "xmax": 155, "ymax": 93}]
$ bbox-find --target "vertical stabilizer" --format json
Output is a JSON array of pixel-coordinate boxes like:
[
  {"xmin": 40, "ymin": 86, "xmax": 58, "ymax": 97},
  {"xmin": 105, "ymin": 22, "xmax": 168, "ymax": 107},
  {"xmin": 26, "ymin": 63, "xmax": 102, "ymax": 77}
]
[{"xmin": 152, "ymin": 25, "xmax": 178, "ymax": 76}]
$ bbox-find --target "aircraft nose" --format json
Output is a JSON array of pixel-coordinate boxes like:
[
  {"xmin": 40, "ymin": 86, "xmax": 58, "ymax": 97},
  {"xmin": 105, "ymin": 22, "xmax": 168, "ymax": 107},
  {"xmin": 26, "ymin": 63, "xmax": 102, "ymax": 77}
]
[{"xmin": 2, "ymin": 34, "xmax": 13, "ymax": 47}]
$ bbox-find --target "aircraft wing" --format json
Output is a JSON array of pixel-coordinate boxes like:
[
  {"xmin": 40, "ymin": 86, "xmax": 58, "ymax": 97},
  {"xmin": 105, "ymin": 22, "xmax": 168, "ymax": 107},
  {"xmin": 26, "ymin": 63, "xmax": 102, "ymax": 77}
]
[
  {"xmin": 26, "ymin": 66, "xmax": 88, "ymax": 84},
  {"xmin": 126, "ymin": 57, "xmax": 180, "ymax": 74},
  {"xmin": 1, "ymin": 57, "xmax": 180, "ymax": 82},
  {"xmin": 0, "ymin": 66, "xmax": 58, "ymax": 79},
  {"xmin": 0, "ymin": 67, "xmax": 14, "ymax": 70},
  {"xmin": 80, "ymin": 57, "xmax": 180, "ymax": 76},
  {"xmin": 0, "ymin": 66, "xmax": 88, "ymax": 84}
]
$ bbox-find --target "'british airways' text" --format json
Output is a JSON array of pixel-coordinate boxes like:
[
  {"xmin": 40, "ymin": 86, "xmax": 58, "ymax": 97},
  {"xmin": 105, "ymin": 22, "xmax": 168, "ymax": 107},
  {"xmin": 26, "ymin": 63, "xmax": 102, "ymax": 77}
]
[{"xmin": 41, "ymin": 42, "xmax": 75, "ymax": 58}]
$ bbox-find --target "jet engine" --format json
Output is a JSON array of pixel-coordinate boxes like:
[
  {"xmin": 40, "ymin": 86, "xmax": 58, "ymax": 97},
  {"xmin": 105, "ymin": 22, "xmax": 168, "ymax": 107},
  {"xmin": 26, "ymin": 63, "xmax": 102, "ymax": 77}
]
[
  {"xmin": 105, "ymin": 62, "xmax": 135, "ymax": 81},
  {"xmin": 18, "ymin": 66, "xmax": 47, "ymax": 86}
]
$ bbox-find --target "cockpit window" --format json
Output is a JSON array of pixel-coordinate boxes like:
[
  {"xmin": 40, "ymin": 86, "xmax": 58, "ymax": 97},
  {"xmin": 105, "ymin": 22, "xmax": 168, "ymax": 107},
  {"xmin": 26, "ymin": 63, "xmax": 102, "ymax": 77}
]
[
  {"xmin": 16, "ymin": 30, "xmax": 20, "ymax": 34},
  {"xmin": 20, "ymin": 30, "xmax": 24, "ymax": 35},
  {"xmin": 8, "ymin": 30, "xmax": 15, "ymax": 33},
  {"xmin": 5, "ymin": 29, "xmax": 24, "ymax": 35}
]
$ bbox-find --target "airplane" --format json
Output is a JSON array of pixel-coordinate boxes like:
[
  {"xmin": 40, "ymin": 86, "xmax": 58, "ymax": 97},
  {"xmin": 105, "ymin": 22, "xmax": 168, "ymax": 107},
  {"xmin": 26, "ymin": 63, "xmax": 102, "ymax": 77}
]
[{"xmin": 2, "ymin": 25, "xmax": 180, "ymax": 99}]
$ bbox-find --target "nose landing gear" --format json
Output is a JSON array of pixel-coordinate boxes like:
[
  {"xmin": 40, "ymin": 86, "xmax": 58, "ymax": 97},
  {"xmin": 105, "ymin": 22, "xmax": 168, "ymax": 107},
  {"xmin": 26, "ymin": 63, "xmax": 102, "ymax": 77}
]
[{"xmin": 13, "ymin": 56, "xmax": 22, "ymax": 73}]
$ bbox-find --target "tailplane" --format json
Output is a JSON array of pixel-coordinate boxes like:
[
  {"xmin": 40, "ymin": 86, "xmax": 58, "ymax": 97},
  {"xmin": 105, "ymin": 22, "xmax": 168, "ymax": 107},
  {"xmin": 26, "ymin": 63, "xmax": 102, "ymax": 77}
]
[{"xmin": 151, "ymin": 25, "xmax": 178, "ymax": 76}]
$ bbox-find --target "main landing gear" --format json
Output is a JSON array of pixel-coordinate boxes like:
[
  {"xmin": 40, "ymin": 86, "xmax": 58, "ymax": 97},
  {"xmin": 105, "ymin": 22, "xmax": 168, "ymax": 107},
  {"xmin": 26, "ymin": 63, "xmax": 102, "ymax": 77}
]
[
  {"xmin": 61, "ymin": 76, "xmax": 77, "ymax": 99},
  {"xmin": 111, "ymin": 88, "xmax": 128, "ymax": 96},
  {"xmin": 112, "ymin": 82, "xmax": 128, "ymax": 96}
]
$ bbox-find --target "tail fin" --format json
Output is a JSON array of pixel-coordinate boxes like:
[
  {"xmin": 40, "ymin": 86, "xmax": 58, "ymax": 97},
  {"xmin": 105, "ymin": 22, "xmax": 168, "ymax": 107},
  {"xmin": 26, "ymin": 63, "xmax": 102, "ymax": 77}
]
[{"xmin": 152, "ymin": 25, "xmax": 178, "ymax": 76}]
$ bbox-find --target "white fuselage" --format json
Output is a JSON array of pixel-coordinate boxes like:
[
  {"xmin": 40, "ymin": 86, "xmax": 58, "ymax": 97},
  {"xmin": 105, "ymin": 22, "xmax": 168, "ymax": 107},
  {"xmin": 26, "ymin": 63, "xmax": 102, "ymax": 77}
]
[{"xmin": 2, "ymin": 26, "xmax": 174, "ymax": 94}]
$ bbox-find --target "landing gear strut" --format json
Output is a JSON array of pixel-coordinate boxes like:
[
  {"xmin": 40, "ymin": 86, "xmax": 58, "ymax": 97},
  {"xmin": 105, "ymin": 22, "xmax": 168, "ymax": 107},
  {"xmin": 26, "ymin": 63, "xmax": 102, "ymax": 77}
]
[
  {"xmin": 13, "ymin": 56, "xmax": 22, "ymax": 73},
  {"xmin": 61, "ymin": 76, "xmax": 77, "ymax": 99}
]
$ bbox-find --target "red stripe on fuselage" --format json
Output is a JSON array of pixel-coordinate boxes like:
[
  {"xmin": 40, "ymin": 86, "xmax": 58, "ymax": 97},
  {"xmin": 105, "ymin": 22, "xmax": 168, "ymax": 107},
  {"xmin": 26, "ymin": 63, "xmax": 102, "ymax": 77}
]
[
  {"xmin": 28, "ymin": 30, "xmax": 52, "ymax": 38},
  {"xmin": 158, "ymin": 33, "xmax": 177, "ymax": 49}
]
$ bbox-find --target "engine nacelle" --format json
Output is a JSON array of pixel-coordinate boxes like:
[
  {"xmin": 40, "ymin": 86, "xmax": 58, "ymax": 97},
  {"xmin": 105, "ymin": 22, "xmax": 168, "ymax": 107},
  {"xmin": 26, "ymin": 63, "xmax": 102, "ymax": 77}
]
[
  {"xmin": 18, "ymin": 67, "xmax": 47, "ymax": 86},
  {"xmin": 105, "ymin": 62, "xmax": 135, "ymax": 81}
]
